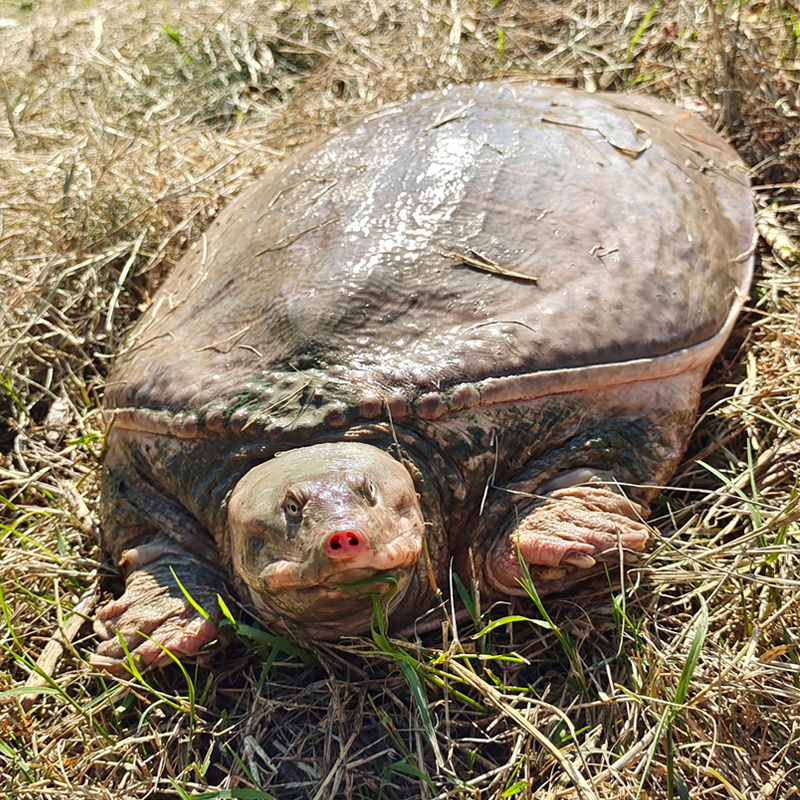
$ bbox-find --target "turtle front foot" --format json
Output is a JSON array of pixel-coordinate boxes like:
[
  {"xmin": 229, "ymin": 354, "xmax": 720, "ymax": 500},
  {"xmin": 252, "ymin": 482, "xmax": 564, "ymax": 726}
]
[
  {"xmin": 92, "ymin": 541, "xmax": 222, "ymax": 673},
  {"xmin": 485, "ymin": 484, "xmax": 652, "ymax": 597}
]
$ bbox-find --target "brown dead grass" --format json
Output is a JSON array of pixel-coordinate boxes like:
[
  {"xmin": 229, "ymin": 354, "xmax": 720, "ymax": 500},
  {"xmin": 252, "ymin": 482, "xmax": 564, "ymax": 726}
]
[{"xmin": 1, "ymin": 1, "xmax": 799, "ymax": 798}]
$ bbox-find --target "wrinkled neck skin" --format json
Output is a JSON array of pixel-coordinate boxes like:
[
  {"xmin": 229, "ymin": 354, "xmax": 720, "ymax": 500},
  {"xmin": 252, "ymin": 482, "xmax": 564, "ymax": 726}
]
[{"xmin": 380, "ymin": 430, "xmax": 456, "ymax": 631}]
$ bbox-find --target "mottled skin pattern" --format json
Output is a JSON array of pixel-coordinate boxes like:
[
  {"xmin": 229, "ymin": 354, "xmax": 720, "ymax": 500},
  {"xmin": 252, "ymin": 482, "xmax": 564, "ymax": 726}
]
[{"xmin": 94, "ymin": 82, "xmax": 753, "ymax": 669}]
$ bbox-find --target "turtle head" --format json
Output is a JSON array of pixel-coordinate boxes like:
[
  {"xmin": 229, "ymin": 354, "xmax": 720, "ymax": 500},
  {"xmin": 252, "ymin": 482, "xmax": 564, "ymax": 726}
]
[{"xmin": 228, "ymin": 442, "xmax": 425, "ymax": 637}]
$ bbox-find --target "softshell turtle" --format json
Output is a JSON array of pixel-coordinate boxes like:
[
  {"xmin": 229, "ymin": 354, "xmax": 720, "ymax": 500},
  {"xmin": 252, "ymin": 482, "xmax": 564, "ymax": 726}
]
[{"xmin": 95, "ymin": 82, "xmax": 754, "ymax": 668}]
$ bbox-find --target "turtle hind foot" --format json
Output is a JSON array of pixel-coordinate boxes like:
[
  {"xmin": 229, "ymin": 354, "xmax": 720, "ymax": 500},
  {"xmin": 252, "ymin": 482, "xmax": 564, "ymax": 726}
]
[
  {"xmin": 92, "ymin": 541, "xmax": 222, "ymax": 673},
  {"xmin": 485, "ymin": 484, "xmax": 652, "ymax": 597}
]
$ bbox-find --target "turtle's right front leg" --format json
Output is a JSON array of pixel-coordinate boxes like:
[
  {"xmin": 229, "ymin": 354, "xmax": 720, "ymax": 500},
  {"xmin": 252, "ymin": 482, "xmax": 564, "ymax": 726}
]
[{"xmin": 92, "ymin": 538, "xmax": 223, "ymax": 672}]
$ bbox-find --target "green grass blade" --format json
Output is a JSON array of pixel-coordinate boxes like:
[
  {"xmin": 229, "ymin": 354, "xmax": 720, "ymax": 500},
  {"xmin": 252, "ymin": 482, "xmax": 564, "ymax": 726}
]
[
  {"xmin": 452, "ymin": 573, "xmax": 477, "ymax": 624},
  {"xmin": 0, "ymin": 684, "xmax": 66, "ymax": 700},
  {"xmin": 398, "ymin": 660, "xmax": 434, "ymax": 743},
  {"xmin": 474, "ymin": 614, "xmax": 551, "ymax": 638},
  {"xmin": 674, "ymin": 597, "xmax": 708, "ymax": 709},
  {"xmin": 385, "ymin": 760, "xmax": 435, "ymax": 790},
  {"xmin": 191, "ymin": 790, "xmax": 278, "ymax": 800},
  {"xmin": 624, "ymin": 0, "xmax": 661, "ymax": 78},
  {"xmin": 171, "ymin": 567, "xmax": 211, "ymax": 621},
  {"xmin": 233, "ymin": 623, "xmax": 316, "ymax": 663}
]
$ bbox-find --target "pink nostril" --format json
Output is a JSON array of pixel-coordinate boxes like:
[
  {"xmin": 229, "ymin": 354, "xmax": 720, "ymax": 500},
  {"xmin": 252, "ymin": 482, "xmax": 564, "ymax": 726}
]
[
  {"xmin": 326, "ymin": 531, "xmax": 363, "ymax": 556},
  {"xmin": 346, "ymin": 531, "xmax": 361, "ymax": 548}
]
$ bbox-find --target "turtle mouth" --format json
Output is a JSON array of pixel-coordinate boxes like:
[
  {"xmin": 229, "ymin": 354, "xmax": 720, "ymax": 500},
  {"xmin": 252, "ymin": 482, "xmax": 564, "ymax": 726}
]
[
  {"xmin": 267, "ymin": 565, "xmax": 406, "ymax": 598},
  {"xmin": 249, "ymin": 564, "xmax": 413, "ymax": 626},
  {"xmin": 301, "ymin": 567, "xmax": 397, "ymax": 591}
]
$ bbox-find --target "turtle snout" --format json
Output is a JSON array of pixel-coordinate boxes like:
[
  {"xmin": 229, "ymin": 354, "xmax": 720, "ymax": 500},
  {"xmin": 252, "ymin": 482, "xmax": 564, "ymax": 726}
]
[
  {"xmin": 323, "ymin": 529, "xmax": 375, "ymax": 567},
  {"xmin": 325, "ymin": 530, "xmax": 365, "ymax": 558}
]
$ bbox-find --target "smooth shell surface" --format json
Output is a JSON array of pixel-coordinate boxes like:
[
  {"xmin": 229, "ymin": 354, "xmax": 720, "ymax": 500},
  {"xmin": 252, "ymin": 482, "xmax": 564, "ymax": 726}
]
[{"xmin": 106, "ymin": 83, "xmax": 753, "ymax": 428}]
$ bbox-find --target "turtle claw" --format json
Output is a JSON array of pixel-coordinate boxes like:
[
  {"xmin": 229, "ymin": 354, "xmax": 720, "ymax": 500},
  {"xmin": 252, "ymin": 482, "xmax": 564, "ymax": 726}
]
[
  {"xmin": 93, "ymin": 545, "xmax": 222, "ymax": 673},
  {"xmin": 562, "ymin": 553, "xmax": 597, "ymax": 570},
  {"xmin": 537, "ymin": 567, "xmax": 568, "ymax": 581},
  {"xmin": 486, "ymin": 484, "xmax": 652, "ymax": 597}
]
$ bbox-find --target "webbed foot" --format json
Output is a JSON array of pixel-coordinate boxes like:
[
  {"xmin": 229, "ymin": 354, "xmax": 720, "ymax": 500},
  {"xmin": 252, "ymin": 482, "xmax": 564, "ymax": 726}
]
[
  {"xmin": 485, "ymin": 484, "xmax": 652, "ymax": 596},
  {"xmin": 92, "ymin": 541, "xmax": 222, "ymax": 673}
]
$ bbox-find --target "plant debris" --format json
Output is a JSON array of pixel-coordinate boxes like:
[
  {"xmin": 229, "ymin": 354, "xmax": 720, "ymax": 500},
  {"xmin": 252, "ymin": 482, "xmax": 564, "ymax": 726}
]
[{"xmin": 447, "ymin": 249, "xmax": 538, "ymax": 284}]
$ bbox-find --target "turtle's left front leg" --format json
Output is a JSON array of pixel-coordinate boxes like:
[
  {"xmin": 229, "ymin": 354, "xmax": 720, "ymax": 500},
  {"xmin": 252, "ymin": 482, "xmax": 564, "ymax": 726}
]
[
  {"xmin": 95, "ymin": 432, "xmax": 227, "ymax": 672},
  {"xmin": 482, "ymin": 477, "xmax": 652, "ymax": 597}
]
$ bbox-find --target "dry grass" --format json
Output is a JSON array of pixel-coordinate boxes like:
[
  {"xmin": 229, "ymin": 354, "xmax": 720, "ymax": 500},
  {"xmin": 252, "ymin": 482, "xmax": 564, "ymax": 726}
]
[{"xmin": 1, "ymin": 0, "xmax": 799, "ymax": 798}]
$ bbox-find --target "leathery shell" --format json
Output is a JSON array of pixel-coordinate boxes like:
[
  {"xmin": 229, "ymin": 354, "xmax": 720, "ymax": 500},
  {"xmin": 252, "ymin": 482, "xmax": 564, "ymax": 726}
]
[{"xmin": 105, "ymin": 82, "xmax": 753, "ymax": 438}]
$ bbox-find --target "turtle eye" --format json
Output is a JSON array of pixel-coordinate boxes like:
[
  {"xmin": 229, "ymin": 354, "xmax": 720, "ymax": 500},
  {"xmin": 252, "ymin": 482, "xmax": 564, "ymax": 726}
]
[
  {"xmin": 362, "ymin": 479, "xmax": 378, "ymax": 506},
  {"xmin": 284, "ymin": 492, "xmax": 304, "ymax": 521},
  {"xmin": 248, "ymin": 537, "xmax": 265, "ymax": 556}
]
